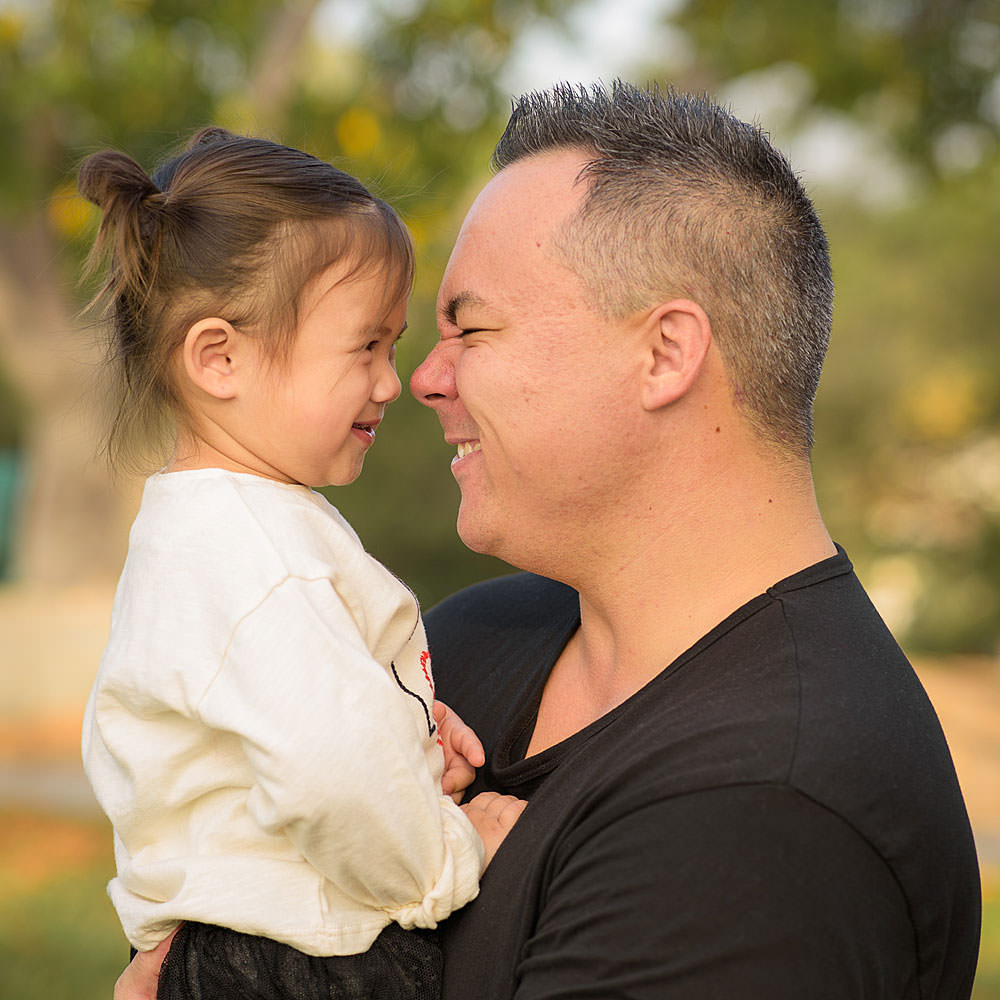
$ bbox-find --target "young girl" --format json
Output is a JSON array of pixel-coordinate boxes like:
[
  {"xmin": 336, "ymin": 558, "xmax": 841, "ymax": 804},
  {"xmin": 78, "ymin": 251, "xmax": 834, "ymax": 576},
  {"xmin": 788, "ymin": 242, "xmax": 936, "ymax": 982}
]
[{"xmin": 79, "ymin": 128, "xmax": 524, "ymax": 1000}]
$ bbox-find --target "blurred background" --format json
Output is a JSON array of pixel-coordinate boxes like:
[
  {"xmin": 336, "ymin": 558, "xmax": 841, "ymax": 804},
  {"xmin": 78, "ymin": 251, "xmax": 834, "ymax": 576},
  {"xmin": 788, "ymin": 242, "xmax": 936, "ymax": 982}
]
[{"xmin": 0, "ymin": 0, "xmax": 997, "ymax": 996}]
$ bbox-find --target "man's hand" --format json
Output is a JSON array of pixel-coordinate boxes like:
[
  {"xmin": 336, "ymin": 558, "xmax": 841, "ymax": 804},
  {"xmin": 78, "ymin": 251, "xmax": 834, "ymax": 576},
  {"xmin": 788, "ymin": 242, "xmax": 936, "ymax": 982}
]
[
  {"xmin": 461, "ymin": 791, "xmax": 527, "ymax": 869},
  {"xmin": 113, "ymin": 927, "xmax": 176, "ymax": 1000},
  {"xmin": 434, "ymin": 700, "xmax": 486, "ymax": 802}
]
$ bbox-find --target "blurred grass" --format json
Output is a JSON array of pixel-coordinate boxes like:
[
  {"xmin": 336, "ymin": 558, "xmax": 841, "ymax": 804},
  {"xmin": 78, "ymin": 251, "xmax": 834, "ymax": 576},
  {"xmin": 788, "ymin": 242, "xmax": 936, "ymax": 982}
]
[
  {"xmin": 0, "ymin": 809, "xmax": 124, "ymax": 999},
  {"xmin": 981, "ymin": 869, "xmax": 1000, "ymax": 999},
  {"xmin": 0, "ymin": 807, "xmax": 995, "ymax": 997}
]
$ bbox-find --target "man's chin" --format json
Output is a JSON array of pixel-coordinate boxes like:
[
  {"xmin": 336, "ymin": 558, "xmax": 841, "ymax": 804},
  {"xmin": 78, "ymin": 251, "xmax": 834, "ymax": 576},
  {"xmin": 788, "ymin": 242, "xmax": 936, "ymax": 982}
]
[{"xmin": 456, "ymin": 505, "xmax": 503, "ymax": 559}]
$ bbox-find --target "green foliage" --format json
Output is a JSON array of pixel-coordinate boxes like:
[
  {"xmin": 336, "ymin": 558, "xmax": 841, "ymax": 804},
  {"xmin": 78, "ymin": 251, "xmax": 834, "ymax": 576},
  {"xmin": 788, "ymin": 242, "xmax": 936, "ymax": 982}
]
[
  {"xmin": 657, "ymin": 0, "xmax": 1000, "ymax": 652},
  {"xmin": 0, "ymin": 0, "xmax": 274, "ymax": 208},
  {"xmin": 0, "ymin": 361, "xmax": 28, "ymax": 450},
  {"xmin": 0, "ymin": 0, "xmax": 565, "ymax": 605},
  {"xmin": 0, "ymin": 0, "xmax": 997, "ymax": 643},
  {"xmin": 675, "ymin": 0, "xmax": 1000, "ymax": 173},
  {"xmin": 814, "ymin": 154, "xmax": 1000, "ymax": 652},
  {"xmin": 0, "ymin": 812, "xmax": 124, "ymax": 1000},
  {"xmin": 980, "ymin": 874, "xmax": 1000, "ymax": 998}
]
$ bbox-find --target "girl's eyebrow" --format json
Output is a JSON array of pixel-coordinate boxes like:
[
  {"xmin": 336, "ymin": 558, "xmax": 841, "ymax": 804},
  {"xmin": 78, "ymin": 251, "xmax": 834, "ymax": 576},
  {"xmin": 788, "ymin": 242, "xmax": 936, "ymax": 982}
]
[{"xmin": 363, "ymin": 320, "xmax": 407, "ymax": 341}]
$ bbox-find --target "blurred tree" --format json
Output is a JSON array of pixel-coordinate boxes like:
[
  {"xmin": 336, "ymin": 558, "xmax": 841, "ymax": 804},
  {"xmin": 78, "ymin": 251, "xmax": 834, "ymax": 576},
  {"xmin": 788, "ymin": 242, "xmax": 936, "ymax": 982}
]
[
  {"xmin": 0, "ymin": 0, "xmax": 570, "ymax": 597},
  {"xmin": 0, "ymin": 0, "xmax": 328, "ymax": 584},
  {"xmin": 673, "ymin": 0, "xmax": 1000, "ymax": 177},
  {"xmin": 815, "ymin": 154, "xmax": 1000, "ymax": 653},
  {"xmin": 669, "ymin": 0, "xmax": 1000, "ymax": 652},
  {"xmin": 1, "ymin": 0, "xmax": 996, "ymax": 650}
]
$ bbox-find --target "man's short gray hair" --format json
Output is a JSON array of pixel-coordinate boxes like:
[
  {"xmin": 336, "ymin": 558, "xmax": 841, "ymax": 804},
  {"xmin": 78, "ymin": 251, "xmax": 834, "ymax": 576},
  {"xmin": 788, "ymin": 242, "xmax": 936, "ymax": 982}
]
[{"xmin": 493, "ymin": 81, "xmax": 834, "ymax": 456}]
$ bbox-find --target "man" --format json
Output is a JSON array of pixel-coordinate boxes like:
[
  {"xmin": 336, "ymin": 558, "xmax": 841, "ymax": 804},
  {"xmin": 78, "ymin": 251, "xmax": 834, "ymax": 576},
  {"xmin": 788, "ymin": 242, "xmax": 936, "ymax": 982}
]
[
  {"xmin": 117, "ymin": 82, "xmax": 980, "ymax": 999},
  {"xmin": 410, "ymin": 81, "xmax": 981, "ymax": 998}
]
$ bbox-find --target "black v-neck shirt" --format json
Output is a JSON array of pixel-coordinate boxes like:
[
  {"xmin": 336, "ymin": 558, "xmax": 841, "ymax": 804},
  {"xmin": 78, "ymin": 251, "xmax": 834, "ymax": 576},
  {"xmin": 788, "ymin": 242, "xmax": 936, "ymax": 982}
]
[{"xmin": 425, "ymin": 548, "xmax": 981, "ymax": 999}]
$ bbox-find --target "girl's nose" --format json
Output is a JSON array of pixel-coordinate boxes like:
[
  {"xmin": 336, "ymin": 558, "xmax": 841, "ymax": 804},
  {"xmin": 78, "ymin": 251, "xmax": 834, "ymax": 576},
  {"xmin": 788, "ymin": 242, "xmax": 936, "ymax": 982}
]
[{"xmin": 374, "ymin": 358, "xmax": 402, "ymax": 404}]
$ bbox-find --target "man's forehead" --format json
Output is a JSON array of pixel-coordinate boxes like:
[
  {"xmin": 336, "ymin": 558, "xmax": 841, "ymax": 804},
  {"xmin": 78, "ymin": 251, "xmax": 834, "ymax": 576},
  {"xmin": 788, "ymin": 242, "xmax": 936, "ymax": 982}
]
[
  {"xmin": 440, "ymin": 151, "xmax": 589, "ymax": 281},
  {"xmin": 435, "ymin": 150, "xmax": 592, "ymax": 320},
  {"xmin": 475, "ymin": 149, "xmax": 590, "ymax": 223}
]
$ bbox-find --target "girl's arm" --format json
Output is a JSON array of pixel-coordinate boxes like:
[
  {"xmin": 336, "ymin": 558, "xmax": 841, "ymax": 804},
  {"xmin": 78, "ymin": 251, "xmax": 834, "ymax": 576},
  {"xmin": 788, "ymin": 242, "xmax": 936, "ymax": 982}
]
[
  {"xmin": 112, "ymin": 790, "xmax": 528, "ymax": 1000},
  {"xmin": 196, "ymin": 576, "xmax": 487, "ymax": 928}
]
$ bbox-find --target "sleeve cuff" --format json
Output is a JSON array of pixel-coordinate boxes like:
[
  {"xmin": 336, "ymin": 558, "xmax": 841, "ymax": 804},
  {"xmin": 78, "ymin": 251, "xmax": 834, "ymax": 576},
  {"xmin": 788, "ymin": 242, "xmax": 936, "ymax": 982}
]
[{"xmin": 387, "ymin": 797, "xmax": 485, "ymax": 929}]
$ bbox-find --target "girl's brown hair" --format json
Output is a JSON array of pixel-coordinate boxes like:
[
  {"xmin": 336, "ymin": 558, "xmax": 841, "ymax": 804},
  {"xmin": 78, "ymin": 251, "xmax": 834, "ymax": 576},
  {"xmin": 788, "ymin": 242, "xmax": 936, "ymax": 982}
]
[{"xmin": 79, "ymin": 127, "xmax": 414, "ymax": 472}]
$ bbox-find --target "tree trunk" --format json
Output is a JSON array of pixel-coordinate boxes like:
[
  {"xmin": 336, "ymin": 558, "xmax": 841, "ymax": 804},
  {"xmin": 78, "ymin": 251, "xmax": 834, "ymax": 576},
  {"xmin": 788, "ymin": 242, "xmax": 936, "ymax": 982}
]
[
  {"xmin": 0, "ymin": 215, "xmax": 140, "ymax": 585},
  {"xmin": 0, "ymin": 2, "xmax": 323, "ymax": 585}
]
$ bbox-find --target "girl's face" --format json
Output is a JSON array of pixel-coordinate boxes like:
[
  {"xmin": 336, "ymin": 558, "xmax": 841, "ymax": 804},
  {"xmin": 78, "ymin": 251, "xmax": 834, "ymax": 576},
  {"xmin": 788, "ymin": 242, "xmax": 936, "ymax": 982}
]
[{"xmin": 242, "ymin": 263, "xmax": 407, "ymax": 487}]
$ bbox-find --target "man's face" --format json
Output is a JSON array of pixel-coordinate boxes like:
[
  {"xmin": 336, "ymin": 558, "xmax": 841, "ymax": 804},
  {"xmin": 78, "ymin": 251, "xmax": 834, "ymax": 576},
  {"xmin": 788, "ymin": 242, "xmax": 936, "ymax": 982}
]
[{"xmin": 409, "ymin": 150, "xmax": 648, "ymax": 574}]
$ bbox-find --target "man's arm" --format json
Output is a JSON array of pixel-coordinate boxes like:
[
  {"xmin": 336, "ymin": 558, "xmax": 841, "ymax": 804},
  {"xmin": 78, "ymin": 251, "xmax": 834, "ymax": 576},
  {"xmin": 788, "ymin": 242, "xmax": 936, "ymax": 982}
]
[{"xmin": 113, "ymin": 930, "xmax": 176, "ymax": 1000}]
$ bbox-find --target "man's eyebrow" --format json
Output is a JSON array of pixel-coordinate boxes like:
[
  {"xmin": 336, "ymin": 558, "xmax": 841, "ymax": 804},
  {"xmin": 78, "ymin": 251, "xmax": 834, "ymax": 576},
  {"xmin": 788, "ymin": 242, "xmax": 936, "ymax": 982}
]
[{"xmin": 443, "ymin": 291, "xmax": 488, "ymax": 327}]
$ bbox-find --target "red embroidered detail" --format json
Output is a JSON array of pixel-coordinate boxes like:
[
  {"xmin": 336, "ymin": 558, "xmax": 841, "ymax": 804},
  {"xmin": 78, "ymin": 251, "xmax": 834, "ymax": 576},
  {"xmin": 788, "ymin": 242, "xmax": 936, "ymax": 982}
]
[{"xmin": 419, "ymin": 650, "xmax": 434, "ymax": 695}]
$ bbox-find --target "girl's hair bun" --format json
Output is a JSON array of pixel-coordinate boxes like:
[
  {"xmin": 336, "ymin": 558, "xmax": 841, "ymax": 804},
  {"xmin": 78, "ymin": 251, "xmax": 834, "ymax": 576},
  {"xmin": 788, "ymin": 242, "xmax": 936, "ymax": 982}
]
[
  {"xmin": 78, "ymin": 149, "xmax": 160, "ymax": 211},
  {"xmin": 78, "ymin": 126, "xmax": 413, "ymax": 475},
  {"xmin": 78, "ymin": 149, "xmax": 168, "ymax": 318},
  {"xmin": 186, "ymin": 126, "xmax": 239, "ymax": 150}
]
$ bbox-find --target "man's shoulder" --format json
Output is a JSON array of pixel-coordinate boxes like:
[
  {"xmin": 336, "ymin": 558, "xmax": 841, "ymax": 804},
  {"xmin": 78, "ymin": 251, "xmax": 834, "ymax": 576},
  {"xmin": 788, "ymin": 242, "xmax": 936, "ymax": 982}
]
[
  {"xmin": 425, "ymin": 572, "xmax": 578, "ymax": 637},
  {"xmin": 424, "ymin": 573, "xmax": 579, "ymax": 711}
]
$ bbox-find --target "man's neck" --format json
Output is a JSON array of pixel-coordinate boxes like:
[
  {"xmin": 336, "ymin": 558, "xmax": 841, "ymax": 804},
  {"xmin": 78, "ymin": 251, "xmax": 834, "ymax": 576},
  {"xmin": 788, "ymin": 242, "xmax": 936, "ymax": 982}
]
[{"xmin": 525, "ymin": 454, "xmax": 835, "ymax": 756}]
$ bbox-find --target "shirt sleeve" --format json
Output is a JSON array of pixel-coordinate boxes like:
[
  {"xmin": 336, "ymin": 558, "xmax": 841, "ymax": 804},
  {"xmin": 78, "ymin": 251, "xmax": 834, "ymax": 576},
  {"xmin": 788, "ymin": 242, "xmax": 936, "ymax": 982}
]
[
  {"xmin": 513, "ymin": 783, "xmax": 917, "ymax": 999},
  {"xmin": 194, "ymin": 574, "xmax": 484, "ymax": 928}
]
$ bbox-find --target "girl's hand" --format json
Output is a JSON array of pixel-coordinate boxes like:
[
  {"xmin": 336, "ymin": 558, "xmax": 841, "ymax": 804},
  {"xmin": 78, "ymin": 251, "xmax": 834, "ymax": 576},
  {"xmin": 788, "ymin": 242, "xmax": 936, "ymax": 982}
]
[
  {"xmin": 434, "ymin": 700, "xmax": 485, "ymax": 803},
  {"xmin": 113, "ymin": 927, "xmax": 177, "ymax": 1000},
  {"xmin": 460, "ymin": 791, "xmax": 527, "ymax": 868}
]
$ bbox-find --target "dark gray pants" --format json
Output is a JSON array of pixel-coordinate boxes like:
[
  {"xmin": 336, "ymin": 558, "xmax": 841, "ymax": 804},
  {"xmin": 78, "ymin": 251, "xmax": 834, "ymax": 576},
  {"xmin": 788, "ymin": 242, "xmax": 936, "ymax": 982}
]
[{"xmin": 155, "ymin": 921, "xmax": 441, "ymax": 1000}]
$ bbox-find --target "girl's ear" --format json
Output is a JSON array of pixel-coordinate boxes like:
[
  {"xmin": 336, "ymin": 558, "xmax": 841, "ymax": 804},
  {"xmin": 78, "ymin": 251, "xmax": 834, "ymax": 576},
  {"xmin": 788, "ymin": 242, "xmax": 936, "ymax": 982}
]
[
  {"xmin": 180, "ymin": 318, "xmax": 242, "ymax": 400},
  {"xmin": 639, "ymin": 299, "xmax": 712, "ymax": 412}
]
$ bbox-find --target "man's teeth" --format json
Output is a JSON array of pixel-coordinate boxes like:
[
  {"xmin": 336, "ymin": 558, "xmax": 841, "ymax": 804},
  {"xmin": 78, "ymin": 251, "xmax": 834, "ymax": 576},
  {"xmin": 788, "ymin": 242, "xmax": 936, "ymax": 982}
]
[{"xmin": 456, "ymin": 441, "xmax": 482, "ymax": 460}]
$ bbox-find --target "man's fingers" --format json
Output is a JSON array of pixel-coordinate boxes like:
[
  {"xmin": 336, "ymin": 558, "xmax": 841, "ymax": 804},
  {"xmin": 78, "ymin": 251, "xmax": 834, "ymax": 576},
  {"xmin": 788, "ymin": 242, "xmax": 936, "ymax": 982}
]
[{"xmin": 113, "ymin": 927, "xmax": 177, "ymax": 1000}]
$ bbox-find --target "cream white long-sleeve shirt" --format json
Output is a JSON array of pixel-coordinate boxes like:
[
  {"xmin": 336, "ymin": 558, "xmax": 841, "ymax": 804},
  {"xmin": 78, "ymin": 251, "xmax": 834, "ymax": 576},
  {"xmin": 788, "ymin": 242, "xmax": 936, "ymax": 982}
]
[{"xmin": 82, "ymin": 469, "xmax": 484, "ymax": 956}]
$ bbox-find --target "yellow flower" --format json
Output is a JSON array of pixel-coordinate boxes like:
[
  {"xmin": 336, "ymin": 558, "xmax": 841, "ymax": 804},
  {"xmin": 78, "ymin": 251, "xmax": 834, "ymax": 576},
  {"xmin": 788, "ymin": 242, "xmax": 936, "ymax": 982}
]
[
  {"xmin": 899, "ymin": 368, "xmax": 984, "ymax": 441},
  {"xmin": 336, "ymin": 108, "xmax": 381, "ymax": 159},
  {"xmin": 47, "ymin": 182, "xmax": 97, "ymax": 241}
]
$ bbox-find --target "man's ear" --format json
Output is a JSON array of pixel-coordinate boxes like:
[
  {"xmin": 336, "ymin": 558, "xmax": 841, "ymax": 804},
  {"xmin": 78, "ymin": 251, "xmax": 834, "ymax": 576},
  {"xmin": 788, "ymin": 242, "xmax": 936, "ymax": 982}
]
[
  {"xmin": 639, "ymin": 299, "xmax": 712, "ymax": 412},
  {"xmin": 180, "ymin": 318, "xmax": 242, "ymax": 400}
]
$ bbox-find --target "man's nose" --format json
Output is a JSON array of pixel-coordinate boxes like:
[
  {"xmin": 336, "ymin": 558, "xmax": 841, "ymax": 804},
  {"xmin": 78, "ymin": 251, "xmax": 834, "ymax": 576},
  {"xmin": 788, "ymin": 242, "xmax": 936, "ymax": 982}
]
[{"xmin": 409, "ymin": 340, "xmax": 457, "ymax": 407}]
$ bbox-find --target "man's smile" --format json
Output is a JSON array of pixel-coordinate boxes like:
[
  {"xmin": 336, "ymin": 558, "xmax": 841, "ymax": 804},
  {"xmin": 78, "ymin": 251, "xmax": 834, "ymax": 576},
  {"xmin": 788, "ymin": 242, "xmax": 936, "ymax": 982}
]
[{"xmin": 453, "ymin": 440, "xmax": 482, "ymax": 464}]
